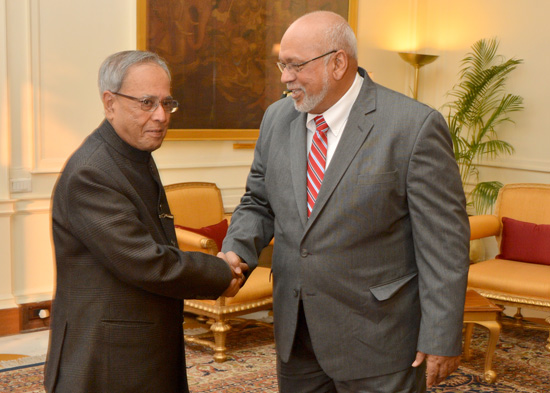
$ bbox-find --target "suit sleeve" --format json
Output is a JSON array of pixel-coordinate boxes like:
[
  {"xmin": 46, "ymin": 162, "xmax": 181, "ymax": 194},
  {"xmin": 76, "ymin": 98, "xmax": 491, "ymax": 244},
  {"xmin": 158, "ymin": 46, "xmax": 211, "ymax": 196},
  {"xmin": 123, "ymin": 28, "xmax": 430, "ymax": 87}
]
[
  {"xmin": 406, "ymin": 110, "xmax": 470, "ymax": 356},
  {"xmin": 222, "ymin": 107, "xmax": 276, "ymax": 270},
  {"xmin": 58, "ymin": 164, "xmax": 233, "ymax": 300}
]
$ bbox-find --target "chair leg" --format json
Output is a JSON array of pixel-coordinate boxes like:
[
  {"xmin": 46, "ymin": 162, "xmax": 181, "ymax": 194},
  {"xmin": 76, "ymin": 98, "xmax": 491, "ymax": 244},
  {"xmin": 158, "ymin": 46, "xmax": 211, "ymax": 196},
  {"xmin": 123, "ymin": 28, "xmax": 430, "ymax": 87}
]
[
  {"xmin": 463, "ymin": 323, "xmax": 474, "ymax": 360},
  {"xmin": 546, "ymin": 317, "xmax": 550, "ymax": 352},
  {"xmin": 513, "ymin": 307, "xmax": 524, "ymax": 327},
  {"xmin": 480, "ymin": 320, "xmax": 501, "ymax": 383},
  {"xmin": 210, "ymin": 319, "xmax": 232, "ymax": 362}
]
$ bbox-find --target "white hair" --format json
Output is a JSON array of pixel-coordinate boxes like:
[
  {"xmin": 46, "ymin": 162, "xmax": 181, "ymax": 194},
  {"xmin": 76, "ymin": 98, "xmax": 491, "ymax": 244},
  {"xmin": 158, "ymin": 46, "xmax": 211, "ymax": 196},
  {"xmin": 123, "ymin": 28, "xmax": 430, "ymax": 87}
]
[{"xmin": 98, "ymin": 50, "xmax": 171, "ymax": 96}]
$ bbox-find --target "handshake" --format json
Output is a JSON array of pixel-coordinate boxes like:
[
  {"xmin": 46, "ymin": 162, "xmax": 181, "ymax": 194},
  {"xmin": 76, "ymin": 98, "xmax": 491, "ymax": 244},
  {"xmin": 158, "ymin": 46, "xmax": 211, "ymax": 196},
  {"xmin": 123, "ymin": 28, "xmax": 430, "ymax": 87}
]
[{"xmin": 217, "ymin": 251, "xmax": 249, "ymax": 297}]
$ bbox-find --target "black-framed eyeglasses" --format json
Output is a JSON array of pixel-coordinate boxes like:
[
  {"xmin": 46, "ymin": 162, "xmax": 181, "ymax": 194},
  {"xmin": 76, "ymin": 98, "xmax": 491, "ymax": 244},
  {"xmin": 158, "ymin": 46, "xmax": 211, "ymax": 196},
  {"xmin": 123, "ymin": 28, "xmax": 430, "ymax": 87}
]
[
  {"xmin": 111, "ymin": 91, "xmax": 179, "ymax": 113},
  {"xmin": 277, "ymin": 50, "xmax": 337, "ymax": 74}
]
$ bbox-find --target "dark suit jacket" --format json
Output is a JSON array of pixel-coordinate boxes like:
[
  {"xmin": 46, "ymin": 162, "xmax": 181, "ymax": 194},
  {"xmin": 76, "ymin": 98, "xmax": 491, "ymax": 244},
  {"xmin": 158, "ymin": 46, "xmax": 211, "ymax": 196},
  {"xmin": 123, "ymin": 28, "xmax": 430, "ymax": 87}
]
[
  {"xmin": 223, "ymin": 69, "xmax": 470, "ymax": 381},
  {"xmin": 45, "ymin": 120, "xmax": 232, "ymax": 393}
]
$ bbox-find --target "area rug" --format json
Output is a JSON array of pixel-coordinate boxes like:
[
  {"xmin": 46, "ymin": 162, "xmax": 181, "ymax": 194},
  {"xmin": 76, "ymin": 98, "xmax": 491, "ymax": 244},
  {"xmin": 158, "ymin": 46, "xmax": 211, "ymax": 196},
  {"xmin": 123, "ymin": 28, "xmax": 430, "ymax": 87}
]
[
  {"xmin": 1, "ymin": 323, "xmax": 549, "ymax": 392},
  {"xmin": 433, "ymin": 324, "xmax": 550, "ymax": 393}
]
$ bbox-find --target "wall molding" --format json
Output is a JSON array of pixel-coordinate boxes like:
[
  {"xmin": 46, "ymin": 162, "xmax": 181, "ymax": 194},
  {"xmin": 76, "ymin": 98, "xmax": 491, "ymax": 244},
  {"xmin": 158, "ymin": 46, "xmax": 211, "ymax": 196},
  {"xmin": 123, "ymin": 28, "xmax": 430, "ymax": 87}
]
[
  {"xmin": 14, "ymin": 198, "xmax": 51, "ymax": 214},
  {"xmin": 0, "ymin": 297, "xmax": 18, "ymax": 310},
  {"xmin": 26, "ymin": 156, "xmax": 550, "ymax": 176},
  {"xmin": 158, "ymin": 161, "xmax": 253, "ymax": 171},
  {"xmin": 14, "ymin": 292, "xmax": 53, "ymax": 306},
  {"xmin": 477, "ymin": 158, "xmax": 550, "ymax": 174},
  {"xmin": 0, "ymin": 200, "xmax": 16, "ymax": 216},
  {"xmin": 30, "ymin": 159, "xmax": 255, "ymax": 174},
  {"xmin": 0, "ymin": 0, "xmax": 10, "ymax": 201},
  {"xmin": 30, "ymin": 0, "xmax": 45, "ymax": 173}
]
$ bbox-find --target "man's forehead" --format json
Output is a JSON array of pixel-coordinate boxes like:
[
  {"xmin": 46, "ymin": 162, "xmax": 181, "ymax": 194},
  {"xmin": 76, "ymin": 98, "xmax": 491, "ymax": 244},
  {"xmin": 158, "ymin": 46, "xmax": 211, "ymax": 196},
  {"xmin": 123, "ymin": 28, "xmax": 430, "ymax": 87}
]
[
  {"xmin": 125, "ymin": 63, "xmax": 167, "ymax": 79},
  {"xmin": 279, "ymin": 42, "xmax": 318, "ymax": 62},
  {"xmin": 121, "ymin": 63, "xmax": 171, "ymax": 92}
]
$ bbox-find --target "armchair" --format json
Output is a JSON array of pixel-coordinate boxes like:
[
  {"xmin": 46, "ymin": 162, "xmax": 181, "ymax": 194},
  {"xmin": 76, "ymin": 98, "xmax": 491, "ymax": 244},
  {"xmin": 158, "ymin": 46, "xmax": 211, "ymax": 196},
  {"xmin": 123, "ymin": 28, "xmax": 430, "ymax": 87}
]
[
  {"xmin": 467, "ymin": 183, "xmax": 550, "ymax": 351},
  {"xmin": 164, "ymin": 182, "xmax": 273, "ymax": 362}
]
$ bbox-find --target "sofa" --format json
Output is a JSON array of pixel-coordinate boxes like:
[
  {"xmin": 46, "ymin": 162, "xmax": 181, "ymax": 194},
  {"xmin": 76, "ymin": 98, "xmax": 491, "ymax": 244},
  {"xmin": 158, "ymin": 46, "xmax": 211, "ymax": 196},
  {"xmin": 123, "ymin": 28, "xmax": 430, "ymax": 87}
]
[{"xmin": 467, "ymin": 183, "xmax": 550, "ymax": 351}]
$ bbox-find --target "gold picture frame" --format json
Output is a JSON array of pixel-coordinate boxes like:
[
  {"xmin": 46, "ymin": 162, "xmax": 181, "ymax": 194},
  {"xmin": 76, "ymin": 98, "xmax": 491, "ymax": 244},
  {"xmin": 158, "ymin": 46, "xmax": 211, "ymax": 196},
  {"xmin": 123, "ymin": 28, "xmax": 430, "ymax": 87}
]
[{"xmin": 137, "ymin": 0, "xmax": 358, "ymax": 141}]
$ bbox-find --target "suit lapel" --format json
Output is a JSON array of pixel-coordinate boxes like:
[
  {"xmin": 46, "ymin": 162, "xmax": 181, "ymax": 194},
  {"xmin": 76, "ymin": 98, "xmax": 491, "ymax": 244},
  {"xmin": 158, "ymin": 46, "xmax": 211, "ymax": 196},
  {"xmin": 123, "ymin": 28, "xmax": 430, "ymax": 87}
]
[
  {"xmin": 305, "ymin": 70, "xmax": 377, "ymax": 228},
  {"xmin": 289, "ymin": 113, "xmax": 309, "ymax": 227}
]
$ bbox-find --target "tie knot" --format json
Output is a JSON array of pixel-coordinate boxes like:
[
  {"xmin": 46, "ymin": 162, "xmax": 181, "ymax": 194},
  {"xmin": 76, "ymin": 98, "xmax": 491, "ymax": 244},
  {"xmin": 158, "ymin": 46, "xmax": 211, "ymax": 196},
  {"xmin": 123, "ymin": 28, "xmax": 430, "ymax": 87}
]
[{"xmin": 314, "ymin": 115, "xmax": 329, "ymax": 134}]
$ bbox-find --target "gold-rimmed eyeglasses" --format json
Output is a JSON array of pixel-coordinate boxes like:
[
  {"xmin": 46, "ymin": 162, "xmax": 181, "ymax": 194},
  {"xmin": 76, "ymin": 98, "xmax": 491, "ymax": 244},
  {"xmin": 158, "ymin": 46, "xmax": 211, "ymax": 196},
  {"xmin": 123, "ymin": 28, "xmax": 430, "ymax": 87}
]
[
  {"xmin": 277, "ymin": 50, "xmax": 338, "ymax": 74},
  {"xmin": 112, "ymin": 91, "xmax": 179, "ymax": 113}
]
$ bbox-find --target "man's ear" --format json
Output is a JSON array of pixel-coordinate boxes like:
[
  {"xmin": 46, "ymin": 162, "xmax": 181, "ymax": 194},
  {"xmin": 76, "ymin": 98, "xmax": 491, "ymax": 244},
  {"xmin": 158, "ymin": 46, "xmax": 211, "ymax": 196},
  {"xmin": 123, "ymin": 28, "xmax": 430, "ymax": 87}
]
[
  {"xmin": 331, "ymin": 50, "xmax": 348, "ymax": 81},
  {"xmin": 103, "ymin": 91, "xmax": 115, "ymax": 120}
]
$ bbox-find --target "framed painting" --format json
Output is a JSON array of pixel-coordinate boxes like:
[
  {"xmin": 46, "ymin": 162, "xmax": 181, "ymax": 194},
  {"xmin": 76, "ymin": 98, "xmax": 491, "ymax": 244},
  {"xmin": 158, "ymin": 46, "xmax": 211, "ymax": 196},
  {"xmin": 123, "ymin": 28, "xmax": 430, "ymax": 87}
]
[{"xmin": 137, "ymin": 0, "xmax": 358, "ymax": 141}]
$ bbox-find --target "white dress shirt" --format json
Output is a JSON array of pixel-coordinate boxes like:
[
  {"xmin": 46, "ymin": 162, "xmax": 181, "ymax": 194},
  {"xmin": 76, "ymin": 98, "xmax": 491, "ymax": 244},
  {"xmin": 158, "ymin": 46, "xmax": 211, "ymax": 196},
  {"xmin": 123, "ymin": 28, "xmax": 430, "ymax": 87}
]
[{"xmin": 306, "ymin": 72, "xmax": 364, "ymax": 168}]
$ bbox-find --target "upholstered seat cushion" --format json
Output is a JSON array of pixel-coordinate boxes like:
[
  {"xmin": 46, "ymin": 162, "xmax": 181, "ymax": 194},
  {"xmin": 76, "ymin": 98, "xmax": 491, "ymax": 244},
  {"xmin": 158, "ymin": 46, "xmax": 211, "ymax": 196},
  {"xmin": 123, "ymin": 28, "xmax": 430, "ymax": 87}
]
[{"xmin": 468, "ymin": 259, "xmax": 550, "ymax": 300}]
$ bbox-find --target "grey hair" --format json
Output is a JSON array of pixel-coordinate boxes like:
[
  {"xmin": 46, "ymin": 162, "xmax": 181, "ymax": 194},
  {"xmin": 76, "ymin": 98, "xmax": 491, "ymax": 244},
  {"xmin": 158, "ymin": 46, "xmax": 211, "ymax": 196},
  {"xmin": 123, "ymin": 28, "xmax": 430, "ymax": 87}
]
[
  {"xmin": 98, "ymin": 50, "xmax": 171, "ymax": 96},
  {"xmin": 303, "ymin": 11, "xmax": 358, "ymax": 61},
  {"xmin": 325, "ymin": 20, "xmax": 358, "ymax": 60}
]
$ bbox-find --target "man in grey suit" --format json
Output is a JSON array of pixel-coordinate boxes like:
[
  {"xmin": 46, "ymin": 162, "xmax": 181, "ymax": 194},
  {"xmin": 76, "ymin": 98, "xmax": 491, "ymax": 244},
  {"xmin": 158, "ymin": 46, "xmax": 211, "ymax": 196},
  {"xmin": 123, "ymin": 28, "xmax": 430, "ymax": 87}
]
[
  {"xmin": 45, "ymin": 50, "xmax": 245, "ymax": 393},
  {"xmin": 220, "ymin": 11, "xmax": 470, "ymax": 392}
]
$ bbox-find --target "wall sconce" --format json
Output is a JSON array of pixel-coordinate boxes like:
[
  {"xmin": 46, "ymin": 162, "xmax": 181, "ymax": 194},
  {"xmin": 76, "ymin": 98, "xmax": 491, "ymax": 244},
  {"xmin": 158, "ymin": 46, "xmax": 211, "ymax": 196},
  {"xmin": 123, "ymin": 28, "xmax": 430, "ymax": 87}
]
[{"xmin": 398, "ymin": 52, "xmax": 438, "ymax": 100}]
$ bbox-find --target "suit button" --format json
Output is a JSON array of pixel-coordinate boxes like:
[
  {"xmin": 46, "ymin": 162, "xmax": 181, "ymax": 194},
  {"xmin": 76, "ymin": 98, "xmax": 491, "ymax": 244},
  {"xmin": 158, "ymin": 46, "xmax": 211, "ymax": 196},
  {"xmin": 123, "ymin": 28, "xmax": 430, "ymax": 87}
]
[
  {"xmin": 300, "ymin": 249, "xmax": 308, "ymax": 258},
  {"xmin": 293, "ymin": 289, "xmax": 299, "ymax": 297},
  {"xmin": 171, "ymin": 240, "xmax": 176, "ymax": 247}
]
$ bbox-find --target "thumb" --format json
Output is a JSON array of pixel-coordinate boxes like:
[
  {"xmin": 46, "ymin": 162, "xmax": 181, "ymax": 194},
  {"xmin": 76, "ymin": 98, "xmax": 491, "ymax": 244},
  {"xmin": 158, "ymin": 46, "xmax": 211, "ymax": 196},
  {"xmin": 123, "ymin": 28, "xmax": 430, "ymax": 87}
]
[{"xmin": 412, "ymin": 351, "xmax": 426, "ymax": 367}]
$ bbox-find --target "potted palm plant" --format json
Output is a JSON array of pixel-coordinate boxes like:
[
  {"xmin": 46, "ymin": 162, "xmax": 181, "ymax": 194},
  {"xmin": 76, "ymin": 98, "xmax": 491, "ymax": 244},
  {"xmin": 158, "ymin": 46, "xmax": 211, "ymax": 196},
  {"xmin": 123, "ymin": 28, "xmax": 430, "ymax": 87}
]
[{"xmin": 444, "ymin": 38, "xmax": 524, "ymax": 214}]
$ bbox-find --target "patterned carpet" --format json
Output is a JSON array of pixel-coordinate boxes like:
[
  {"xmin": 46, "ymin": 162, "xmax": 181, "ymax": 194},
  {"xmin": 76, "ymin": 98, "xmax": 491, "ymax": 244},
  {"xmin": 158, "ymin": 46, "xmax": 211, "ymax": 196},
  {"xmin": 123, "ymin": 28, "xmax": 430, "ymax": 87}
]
[
  {"xmin": 433, "ymin": 323, "xmax": 550, "ymax": 393},
  {"xmin": 1, "ymin": 321, "xmax": 549, "ymax": 392}
]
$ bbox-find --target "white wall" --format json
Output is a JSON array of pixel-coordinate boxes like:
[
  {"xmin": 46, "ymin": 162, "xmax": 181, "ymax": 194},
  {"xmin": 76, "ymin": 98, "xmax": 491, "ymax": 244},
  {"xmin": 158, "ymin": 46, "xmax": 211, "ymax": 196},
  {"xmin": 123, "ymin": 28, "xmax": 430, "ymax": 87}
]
[
  {"xmin": 1, "ymin": 0, "xmax": 549, "ymax": 310},
  {"xmin": 357, "ymin": 0, "xmax": 550, "ymax": 319},
  {"xmin": 0, "ymin": 0, "xmax": 16, "ymax": 309},
  {"xmin": 0, "ymin": 0, "xmax": 255, "ymax": 309},
  {"xmin": 358, "ymin": 0, "xmax": 550, "ymax": 187}
]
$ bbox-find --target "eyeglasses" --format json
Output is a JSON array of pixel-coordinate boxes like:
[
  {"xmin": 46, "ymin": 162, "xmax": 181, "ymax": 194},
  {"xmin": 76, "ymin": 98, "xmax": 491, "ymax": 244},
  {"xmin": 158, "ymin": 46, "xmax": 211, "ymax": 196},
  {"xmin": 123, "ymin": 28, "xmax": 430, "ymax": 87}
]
[
  {"xmin": 112, "ymin": 92, "xmax": 179, "ymax": 113},
  {"xmin": 277, "ymin": 50, "xmax": 337, "ymax": 74}
]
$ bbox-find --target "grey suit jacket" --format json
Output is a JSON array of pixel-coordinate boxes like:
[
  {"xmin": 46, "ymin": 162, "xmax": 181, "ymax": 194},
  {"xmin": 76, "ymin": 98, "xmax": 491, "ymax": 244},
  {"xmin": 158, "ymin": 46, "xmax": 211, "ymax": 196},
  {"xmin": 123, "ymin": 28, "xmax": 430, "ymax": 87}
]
[
  {"xmin": 45, "ymin": 120, "xmax": 233, "ymax": 393},
  {"xmin": 223, "ymin": 68, "xmax": 470, "ymax": 380}
]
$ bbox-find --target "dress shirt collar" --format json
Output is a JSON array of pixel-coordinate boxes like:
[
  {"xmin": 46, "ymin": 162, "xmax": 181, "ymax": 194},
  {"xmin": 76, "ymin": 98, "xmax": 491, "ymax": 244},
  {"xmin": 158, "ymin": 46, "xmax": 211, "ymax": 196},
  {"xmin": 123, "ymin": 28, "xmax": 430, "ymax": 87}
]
[{"xmin": 306, "ymin": 72, "xmax": 364, "ymax": 136}]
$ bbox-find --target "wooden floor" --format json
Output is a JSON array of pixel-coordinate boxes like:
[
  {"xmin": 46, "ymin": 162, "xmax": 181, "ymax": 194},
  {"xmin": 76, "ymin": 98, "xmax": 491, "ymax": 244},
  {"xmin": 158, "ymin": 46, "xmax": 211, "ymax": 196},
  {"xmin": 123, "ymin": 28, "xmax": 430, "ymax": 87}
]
[{"xmin": 0, "ymin": 353, "xmax": 27, "ymax": 361}]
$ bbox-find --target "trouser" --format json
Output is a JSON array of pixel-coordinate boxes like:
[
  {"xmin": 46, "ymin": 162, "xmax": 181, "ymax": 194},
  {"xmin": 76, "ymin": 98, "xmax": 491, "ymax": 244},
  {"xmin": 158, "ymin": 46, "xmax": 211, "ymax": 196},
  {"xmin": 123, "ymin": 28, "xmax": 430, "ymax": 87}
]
[{"xmin": 277, "ymin": 303, "xmax": 427, "ymax": 393}]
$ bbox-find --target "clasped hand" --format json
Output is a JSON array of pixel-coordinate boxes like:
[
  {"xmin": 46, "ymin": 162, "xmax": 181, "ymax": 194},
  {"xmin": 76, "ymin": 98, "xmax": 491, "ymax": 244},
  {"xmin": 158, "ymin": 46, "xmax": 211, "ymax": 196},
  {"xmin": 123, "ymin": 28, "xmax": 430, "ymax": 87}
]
[{"xmin": 217, "ymin": 251, "xmax": 248, "ymax": 297}]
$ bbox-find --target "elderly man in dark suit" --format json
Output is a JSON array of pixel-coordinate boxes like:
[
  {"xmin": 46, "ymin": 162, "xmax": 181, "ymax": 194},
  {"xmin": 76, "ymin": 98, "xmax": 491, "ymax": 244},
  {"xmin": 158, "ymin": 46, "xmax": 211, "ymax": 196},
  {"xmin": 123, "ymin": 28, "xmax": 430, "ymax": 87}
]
[
  {"xmin": 220, "ymin": 11, "xmax": 470, "ymax": 393},
  {"xmin": 44, "ymin": 50, "xmax": 246, "ymax": 393}
]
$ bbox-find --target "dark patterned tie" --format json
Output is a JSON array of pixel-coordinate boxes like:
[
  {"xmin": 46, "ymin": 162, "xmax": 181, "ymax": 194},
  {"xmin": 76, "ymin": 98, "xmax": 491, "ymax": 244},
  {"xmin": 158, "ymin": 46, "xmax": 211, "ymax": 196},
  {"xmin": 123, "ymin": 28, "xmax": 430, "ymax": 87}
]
[{"xmin": 307, "ymin": 115, "xmax": 329, "ymax": 217}]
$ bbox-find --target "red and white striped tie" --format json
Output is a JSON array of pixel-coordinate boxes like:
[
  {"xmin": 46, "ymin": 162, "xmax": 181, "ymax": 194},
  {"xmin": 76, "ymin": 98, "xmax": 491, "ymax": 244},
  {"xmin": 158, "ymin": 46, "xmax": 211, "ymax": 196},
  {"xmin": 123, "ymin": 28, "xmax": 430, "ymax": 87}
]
[{"xmin": 307, "ymin": 115, "xmax": 329, "ymax": 217}]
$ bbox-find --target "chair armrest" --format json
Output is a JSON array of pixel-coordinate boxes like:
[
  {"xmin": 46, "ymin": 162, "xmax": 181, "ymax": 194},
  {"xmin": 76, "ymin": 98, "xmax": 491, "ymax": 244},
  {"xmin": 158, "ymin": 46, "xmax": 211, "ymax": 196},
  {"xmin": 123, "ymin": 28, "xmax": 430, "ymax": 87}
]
[
  {"xmin": 469, "ymin": 215, "xmax": 501, "ymax": 240},
  {"xmin": 174, "ymin": 227, "xmax": 218, "ymax": 255}
]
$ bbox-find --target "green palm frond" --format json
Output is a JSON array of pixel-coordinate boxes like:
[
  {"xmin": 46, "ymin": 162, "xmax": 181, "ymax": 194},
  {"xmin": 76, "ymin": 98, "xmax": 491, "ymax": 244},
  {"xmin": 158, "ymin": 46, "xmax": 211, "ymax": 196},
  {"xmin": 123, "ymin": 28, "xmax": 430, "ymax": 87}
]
[
  {"xmin": 471, "ymin": 181, "xmax": 504, "ymax": 214},
  {"xmin": 443, "ymin": 38, "xmax": 524, "ymax": 214}
]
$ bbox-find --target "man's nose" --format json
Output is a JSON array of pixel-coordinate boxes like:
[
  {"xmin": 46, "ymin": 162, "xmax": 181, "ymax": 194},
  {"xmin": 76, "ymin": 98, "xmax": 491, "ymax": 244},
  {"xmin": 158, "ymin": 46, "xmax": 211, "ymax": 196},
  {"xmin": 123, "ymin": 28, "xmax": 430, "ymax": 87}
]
[
  {"xmin": 280, "ymin": 68, "xmax": 296, "ymax": 84},
  {"xmin": 151, "ymin": 104, "xmax": 167, "ymax": 121}
]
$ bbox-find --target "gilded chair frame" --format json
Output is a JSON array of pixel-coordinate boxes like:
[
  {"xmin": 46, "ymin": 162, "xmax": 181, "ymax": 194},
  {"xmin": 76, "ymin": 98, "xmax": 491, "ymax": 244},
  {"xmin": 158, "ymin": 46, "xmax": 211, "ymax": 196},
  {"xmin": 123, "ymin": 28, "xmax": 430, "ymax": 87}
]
[
  {"xmin": 468, "ymin": 183, "xmax": 550, "ymax": 351},
  {"xmin": 164, "ymin": 182, "xmax": 273, "ymax": 362}
]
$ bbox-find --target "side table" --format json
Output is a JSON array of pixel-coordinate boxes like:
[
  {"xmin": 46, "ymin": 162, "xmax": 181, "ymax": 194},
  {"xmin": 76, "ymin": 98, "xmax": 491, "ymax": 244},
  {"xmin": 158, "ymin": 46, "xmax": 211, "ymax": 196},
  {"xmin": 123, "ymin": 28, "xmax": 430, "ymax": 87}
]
[{"xmin": 463, "ymin": 289, "xmax": 503, "ymax": 383}]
